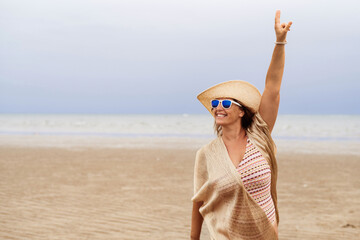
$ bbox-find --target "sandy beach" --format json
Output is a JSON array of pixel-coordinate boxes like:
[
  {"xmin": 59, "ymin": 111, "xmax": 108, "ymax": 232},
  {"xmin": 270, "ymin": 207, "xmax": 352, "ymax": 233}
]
[{"xmin": 0, "ymin": 139, "xmax": 359, "ymax": 239}]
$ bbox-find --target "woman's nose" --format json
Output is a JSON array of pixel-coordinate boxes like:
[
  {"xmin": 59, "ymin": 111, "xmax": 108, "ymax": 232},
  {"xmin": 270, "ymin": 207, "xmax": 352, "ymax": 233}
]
[
  {"xmin": 216, "ymin": 104, "xmax": 225, "ymax": 110},
  {"xmin": 212, "ymin": 105, "xmax": 224, "ymax": 112}
]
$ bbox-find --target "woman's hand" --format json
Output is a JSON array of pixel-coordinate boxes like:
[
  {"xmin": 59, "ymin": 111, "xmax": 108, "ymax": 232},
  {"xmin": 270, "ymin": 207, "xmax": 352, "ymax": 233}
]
[{"xmin": 274, "ymin": 10, "xmax": 292, "ymax": 42}]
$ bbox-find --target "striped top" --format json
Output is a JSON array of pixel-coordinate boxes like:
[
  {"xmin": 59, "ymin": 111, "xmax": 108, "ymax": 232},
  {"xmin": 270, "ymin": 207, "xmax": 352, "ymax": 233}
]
[{"xmin": 236, "ymin": 137, "xmax": 276, "ymax": 225}]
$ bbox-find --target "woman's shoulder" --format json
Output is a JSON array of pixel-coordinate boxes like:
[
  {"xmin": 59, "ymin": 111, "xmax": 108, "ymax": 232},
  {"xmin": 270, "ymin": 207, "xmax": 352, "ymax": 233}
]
[{"xmin": 198, "ymin": 137, "xmax": 221, "ymax": 152}]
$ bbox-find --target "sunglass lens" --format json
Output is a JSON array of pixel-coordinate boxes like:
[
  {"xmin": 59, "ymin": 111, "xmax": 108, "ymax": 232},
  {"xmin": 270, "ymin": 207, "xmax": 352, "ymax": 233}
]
[
  {"xmin": 211, "ymin": 100, "xmax": 220, "ymax": 108},
  {"xmin": 222, "ymin": 100, "xmax": 232, "ymax": 108}
]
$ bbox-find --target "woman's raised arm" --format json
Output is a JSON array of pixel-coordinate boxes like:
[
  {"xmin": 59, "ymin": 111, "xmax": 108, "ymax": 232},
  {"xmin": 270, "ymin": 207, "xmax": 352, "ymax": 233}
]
[{"xmin": 259, "ymin": 10, "xmax": 292, "ymax": 133}]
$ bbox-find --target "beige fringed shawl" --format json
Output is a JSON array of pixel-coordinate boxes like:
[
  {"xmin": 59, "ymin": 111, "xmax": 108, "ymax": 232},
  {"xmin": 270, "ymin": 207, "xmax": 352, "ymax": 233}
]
[{"xmin": 191, "ymin": 137, "xmax": 278, "ymax": 240}]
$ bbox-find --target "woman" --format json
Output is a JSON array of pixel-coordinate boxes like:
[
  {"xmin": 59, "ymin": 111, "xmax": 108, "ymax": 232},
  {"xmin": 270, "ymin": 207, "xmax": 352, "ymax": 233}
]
[{"xmin": 190, "ymin": 10, "xmax": 292, "ymax": 240}]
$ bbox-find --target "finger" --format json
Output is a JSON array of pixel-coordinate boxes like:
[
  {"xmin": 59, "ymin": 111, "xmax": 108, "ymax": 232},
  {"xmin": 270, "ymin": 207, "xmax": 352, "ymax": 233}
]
[
  {"xmin": 275, "ymin": 10, "xmax": 280, "ymax": 25},
  {"xmin": 285, "ymin": 21, "xmax": 293, "ymax": 31},
  {"xmin": 281, "ymin": 23, "xmax": 286, "ymax": 28}
]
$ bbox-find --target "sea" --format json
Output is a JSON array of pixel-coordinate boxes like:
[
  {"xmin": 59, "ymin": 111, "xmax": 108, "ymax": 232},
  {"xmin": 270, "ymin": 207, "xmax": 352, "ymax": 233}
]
[{"xmin": 0, "ymin": 114, "xmax": 359, "ymax": 155}]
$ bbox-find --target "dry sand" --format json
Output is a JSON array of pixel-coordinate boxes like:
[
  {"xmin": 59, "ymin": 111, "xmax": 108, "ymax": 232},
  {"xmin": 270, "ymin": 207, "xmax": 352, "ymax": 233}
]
[{"xmin": 0, "ymin": 145, "xmax": 359, "ymax": 239}]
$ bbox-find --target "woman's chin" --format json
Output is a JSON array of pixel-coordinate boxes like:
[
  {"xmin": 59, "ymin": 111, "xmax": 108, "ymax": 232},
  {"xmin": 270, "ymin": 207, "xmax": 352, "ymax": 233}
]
[
  {"xmin": 215, "ymin": 118, "xmax": 228, "ymax": 126},
  {"xmin": 215, "ymin": 116, "xmax": 240, "ymax": 127}
]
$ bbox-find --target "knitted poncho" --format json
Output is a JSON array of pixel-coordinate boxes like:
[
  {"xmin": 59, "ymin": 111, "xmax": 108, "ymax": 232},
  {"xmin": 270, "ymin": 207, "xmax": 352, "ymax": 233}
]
[{"xmin": 191, "ymin": 137, "xmax": 278, "ymax": 240}]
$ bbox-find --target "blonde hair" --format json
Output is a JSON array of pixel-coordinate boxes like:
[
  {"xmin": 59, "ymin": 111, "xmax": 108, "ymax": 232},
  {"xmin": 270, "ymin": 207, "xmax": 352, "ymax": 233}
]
[{"xmin": 214, "ymin": 109, "xmax": 279, "ymax": 224}]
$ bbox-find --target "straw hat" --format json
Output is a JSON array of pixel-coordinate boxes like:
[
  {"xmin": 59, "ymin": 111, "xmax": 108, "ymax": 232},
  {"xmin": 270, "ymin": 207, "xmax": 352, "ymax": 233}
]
[{"xmin": 197, "ymin": 80, "xmax": 261, "ymax": 115}]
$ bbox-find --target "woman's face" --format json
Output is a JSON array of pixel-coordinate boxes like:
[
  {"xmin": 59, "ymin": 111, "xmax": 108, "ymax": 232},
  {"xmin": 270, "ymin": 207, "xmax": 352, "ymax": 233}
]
[{"xmin": 212, "ymin": 98, "xmax": 244, "ymax": 127}]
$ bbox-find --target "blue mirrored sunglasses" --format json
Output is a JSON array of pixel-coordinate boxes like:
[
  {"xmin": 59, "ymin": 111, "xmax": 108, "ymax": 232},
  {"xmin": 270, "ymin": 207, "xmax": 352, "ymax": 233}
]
[{"xmin": 211, "ymin": 99, "xmax": 242, "ymax": 109}]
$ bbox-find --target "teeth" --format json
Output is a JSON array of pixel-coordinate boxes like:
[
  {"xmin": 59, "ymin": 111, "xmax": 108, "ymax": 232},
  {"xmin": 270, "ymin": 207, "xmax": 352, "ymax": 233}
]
[{"xmin": 216, "ymin": 114, "xmax": 226, "ymax": 117}]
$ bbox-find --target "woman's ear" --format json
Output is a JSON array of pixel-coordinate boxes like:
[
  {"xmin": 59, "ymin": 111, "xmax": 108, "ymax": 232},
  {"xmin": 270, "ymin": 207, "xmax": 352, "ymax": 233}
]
[{"xmin": 239, "ymin": 108, "xmax": 245, "ymax": 118}]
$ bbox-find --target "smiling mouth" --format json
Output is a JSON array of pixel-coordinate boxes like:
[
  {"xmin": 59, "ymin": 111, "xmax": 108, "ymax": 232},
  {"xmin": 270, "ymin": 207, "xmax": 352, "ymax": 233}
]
[{"xmin": 215, "ymin": 113, "xmax": 227, "ymax": 117}]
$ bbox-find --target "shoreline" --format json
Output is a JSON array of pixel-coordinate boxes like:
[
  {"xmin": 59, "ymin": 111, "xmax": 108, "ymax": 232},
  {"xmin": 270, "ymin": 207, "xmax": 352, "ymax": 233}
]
[{"xmin": 0, "ymin": 134, "xmax": 359, "ymax": 156}]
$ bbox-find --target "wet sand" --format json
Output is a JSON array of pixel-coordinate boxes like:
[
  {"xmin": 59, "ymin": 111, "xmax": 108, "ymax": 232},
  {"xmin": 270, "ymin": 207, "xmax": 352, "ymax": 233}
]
[{"xmin": 0, "ymin": 145, "xmax": 359, "ymax": 239}]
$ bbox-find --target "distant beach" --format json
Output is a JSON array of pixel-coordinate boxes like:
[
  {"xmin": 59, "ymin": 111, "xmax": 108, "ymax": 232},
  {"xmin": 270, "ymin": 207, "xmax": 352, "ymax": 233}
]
[
  {"xmin": 0, "ymin": 114, "xmax": 359, "ymax": 154},
  {"xmin": 0, "ymin": 114, "xmax": 359, "ymax": 239}
]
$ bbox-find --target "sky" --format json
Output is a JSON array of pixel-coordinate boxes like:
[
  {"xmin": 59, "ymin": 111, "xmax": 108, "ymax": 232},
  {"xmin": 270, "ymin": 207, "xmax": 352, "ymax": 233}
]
[{"xmin": 0, "ymin": 0, "xmax": 359, "ymax": 114}]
